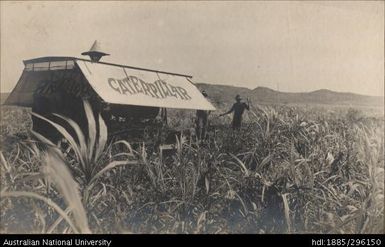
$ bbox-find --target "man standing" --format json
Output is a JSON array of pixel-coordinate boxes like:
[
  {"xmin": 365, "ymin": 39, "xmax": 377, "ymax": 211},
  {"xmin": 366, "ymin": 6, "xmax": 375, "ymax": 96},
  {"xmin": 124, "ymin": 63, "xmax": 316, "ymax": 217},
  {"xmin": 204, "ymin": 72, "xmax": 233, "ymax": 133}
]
[
  {"xmin": 196, "ymin": 90, "xmax": 210, "ymax": 140},
  {"xmin": 219, "ymin": 94, "xmax": 250, "ymax": 130}
]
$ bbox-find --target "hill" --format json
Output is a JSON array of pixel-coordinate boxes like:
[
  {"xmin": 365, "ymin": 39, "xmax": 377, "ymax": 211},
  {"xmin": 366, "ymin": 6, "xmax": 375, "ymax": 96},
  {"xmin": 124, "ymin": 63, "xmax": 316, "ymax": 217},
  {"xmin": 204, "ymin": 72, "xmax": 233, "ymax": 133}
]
[
  {"xmin": 196, "ymin": 83, "xmax": 384, "ymax": 108},
  {"xmin": 1, "ymin": 93, "xmax": 10, "ymax": 105}
]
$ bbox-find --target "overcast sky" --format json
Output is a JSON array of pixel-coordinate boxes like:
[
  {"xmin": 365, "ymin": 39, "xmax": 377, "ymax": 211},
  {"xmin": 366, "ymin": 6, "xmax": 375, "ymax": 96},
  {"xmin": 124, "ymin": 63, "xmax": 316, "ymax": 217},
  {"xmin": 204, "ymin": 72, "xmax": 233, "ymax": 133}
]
[{"xmin": 1, "ymin": 1, "xmax": 384, "ymax": 96}]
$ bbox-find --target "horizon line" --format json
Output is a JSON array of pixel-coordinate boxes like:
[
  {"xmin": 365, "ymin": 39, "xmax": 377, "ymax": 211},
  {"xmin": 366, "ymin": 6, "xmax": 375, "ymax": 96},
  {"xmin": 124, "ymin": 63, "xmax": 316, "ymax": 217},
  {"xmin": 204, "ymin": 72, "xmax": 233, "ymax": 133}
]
[{"xmin": 195, "ymin": 82, "xmax": 385, "ymax": 98}]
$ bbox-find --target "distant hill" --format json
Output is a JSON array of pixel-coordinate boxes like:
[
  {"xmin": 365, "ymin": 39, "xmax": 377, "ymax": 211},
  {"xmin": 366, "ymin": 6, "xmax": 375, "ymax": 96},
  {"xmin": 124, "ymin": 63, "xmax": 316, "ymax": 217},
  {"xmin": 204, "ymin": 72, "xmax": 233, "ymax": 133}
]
[
  {"xmin": 195, "ymin": 84, "xmax": 251, "ymax": 108},
  {"xmin": 196, "ymin": 83, "xmax": 384, "ymax": 108},
  {"xmin": 1, "ymin": 93, "xmax": 10, "ymax": 105}
]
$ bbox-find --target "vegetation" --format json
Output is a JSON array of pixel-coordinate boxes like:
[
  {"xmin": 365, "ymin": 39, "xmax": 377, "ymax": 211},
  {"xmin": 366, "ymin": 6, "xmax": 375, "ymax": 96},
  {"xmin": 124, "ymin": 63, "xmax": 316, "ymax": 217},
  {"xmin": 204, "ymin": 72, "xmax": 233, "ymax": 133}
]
[{"xmin": 0, "ymin": 101, "xmax": 383, "ymax": 233}]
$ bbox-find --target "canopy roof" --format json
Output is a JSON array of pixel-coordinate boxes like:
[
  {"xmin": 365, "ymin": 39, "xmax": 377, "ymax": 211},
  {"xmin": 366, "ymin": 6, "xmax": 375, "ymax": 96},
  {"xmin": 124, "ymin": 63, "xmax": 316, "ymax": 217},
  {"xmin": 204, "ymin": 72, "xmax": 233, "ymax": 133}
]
[{"xmin": 5, "ymin": 57, "xmax": 215, "ymax": 111}]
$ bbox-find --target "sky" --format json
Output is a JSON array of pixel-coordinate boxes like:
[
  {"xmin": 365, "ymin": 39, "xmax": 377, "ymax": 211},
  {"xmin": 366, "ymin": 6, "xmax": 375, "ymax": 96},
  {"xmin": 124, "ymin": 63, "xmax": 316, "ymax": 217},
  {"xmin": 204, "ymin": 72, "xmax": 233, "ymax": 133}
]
[{"xmin": 1, "ymin": 1, "xmax": 384, "ymax": 96}]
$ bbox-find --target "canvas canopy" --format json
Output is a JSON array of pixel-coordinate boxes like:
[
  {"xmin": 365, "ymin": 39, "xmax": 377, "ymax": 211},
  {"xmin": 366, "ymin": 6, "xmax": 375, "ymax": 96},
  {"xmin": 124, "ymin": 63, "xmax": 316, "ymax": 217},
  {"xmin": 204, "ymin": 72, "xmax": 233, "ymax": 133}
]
[
  {"xmin": 5, "ymin": 58, "xmax": 79, "ymax": 107},
  {"xmin": 77, "ymin": 60, "xmax": 215, "ymax": 110},
  {"xmin": 5, "ymin": 57, "xmax": 216, "ymax": 111}
]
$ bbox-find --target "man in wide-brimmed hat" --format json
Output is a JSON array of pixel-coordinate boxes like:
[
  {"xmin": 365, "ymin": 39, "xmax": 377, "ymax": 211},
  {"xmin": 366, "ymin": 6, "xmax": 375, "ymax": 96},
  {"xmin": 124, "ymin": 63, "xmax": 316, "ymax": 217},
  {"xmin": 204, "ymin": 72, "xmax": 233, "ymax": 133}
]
[{"xmin": 219, "ymin": 94, "xmax": 250, "ymax": 130}]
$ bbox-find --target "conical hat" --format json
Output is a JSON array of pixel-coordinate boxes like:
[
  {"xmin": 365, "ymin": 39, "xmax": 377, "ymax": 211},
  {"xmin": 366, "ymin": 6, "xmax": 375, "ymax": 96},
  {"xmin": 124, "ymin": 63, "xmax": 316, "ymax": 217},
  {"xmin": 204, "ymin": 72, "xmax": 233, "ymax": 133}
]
[{"xmin": 81, "ymin": 40, "xmax": 109, "ymax": 56}]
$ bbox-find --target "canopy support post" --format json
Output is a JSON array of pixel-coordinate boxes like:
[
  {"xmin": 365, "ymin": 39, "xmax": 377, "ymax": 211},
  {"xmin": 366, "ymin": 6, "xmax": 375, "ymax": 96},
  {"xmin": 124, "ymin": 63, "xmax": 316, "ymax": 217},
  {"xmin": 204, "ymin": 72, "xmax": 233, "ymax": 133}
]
[{"xmin": 161, "ymin": 108, "xmax": 168, "ymax": 126}]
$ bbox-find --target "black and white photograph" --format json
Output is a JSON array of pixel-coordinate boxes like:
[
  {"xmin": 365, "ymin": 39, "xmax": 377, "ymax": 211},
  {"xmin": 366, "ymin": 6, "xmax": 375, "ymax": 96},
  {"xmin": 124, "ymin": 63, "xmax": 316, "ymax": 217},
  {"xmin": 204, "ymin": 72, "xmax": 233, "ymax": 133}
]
[{"xmin": 0, "ymin": 0, "xmax": 384, "ymax": 239}]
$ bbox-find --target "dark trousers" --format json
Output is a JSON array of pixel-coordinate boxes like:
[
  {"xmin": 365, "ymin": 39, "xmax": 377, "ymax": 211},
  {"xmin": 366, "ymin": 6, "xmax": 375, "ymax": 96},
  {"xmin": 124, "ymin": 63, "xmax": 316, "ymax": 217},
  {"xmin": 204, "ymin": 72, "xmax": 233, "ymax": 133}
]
[{"xmin": 231, "ymin": 116, "xmax": 242, "ymax": 130}]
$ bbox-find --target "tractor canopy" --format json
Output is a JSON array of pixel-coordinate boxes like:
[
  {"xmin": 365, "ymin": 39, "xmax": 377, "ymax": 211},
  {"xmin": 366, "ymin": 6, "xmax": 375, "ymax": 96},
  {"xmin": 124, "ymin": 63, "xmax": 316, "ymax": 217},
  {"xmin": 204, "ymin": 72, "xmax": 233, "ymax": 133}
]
[{"xmin": 5, "ymin": 56, "xmax": 216, "ymax": 111}]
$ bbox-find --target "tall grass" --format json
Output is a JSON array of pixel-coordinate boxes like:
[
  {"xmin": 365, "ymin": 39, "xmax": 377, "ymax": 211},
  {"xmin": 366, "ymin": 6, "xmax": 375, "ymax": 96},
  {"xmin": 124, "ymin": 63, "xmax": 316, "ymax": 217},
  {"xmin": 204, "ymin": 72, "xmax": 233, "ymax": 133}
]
[
  {"xmin": 0, "ymin": 103, "xmax": 383, "ymax": 233},
  {"xmin": 1, "ymin": 100, "xmax": 136, "ymax": 233}
]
